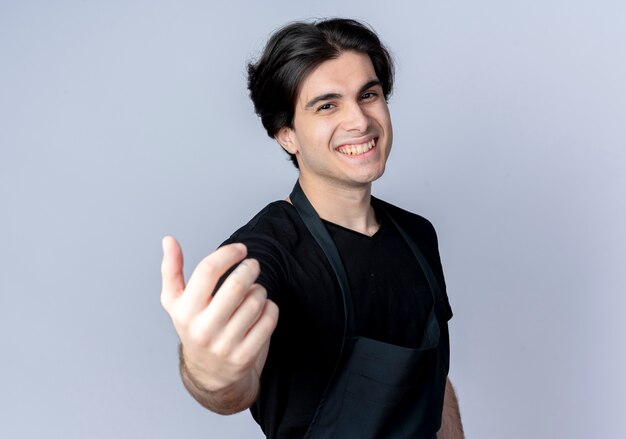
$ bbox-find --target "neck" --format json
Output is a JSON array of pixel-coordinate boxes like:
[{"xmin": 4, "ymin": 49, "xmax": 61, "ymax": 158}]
[{"xmin": 294, "ymin": 175, "xmax": 379, "ymax": 236}]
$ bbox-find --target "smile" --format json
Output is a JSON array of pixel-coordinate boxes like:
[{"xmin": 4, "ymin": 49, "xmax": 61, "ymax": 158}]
[{"xmin": 336, "ymin": 138, "xmax": 376, "ymax": 156}]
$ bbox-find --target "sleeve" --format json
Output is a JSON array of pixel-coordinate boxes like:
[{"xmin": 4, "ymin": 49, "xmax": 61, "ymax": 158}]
[
  {"xmin": 215, "ymin": 232, "xmax": 289, "ymax": 307},
  {"xmin": 429, "ymin": 223, "xmax": 453, "ymax": 322}
]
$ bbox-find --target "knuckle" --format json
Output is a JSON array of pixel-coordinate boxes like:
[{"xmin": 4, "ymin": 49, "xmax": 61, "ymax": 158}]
[
  {"xmin": 260, "ymin": 305, "xmax": 279, "ymax": 330},
  {"xmin": 160, "ymin": 258, "xmax": 170, "ymax": 276},
  {"xmin": 245, "ymin": 290, "xmax": 266, "ymax": 312},
  {"xmin": 245, "ymin": 258, "xmax": 260, "ymax": 272},
  {"xmin": 187, "ymin": 329, "xmax": 207, "ymax": 347},
  {"xmin": 197, "ymin": 257, "xmax": 218, "ymax": 277},
  {"xmin": 253, "ymin": 284, "xmax": 267, "ymax": 298},
  {"xmin": 230, "ymin": 351, "xmax": 252, "ymax": 370},
  {"xmin": 160, "ymin": 293, "xmax": 170, "ymax": 311},
  {"xmin": 171, "ymin": 310, "xmax": 191, "ymax": 332},
  {"xmin": 235, "ymin": 259, "xmax": 260, "ymax": 278},
  {"xmin": 227, "ymin": 277, "xmax": 247, "ymax": 293},
  {"xmin": 186, "ymin": 320, "xmax": 215, "ymax": 346},
  {"xmin": 209, "ymin": 341, "xmax": 231, "ymax": 359},
  {"xmin": 266, "ymin": 300, "xmax": 279, "ymax": 319},
  {"xmin": 260, "ymin": 315, "xmax": 278, "ymax": 334}
]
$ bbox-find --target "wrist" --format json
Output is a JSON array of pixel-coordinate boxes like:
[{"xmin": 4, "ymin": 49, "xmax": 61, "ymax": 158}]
[{"xmin": 177, "ymin": 344, "xmax": 259, "ymax": 414}]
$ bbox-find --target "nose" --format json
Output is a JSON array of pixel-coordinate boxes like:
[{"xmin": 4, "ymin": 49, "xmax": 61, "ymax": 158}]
[{"xmin": 342, "ymin": 102, "xmax": 370, "ymax": 133}]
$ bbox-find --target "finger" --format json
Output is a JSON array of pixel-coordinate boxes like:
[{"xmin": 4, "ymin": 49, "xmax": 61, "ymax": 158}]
[
  {"xmin": 219, "ymin": 284, "xmax": 268, "ymax": 345},
  {"xmin": 161, "ymin": 236, "xmax": 185, "ymax": 311},
  {"xmin": 201, "ymin": 258, "xmax": 261, "ymax": 331},
  {"xmin": 236, "ymin": 300, "xmax": 279, "ymax": 360},
  {"xmin": 179, "ymin": 243, "xmax": 247, "ymax": 315}
]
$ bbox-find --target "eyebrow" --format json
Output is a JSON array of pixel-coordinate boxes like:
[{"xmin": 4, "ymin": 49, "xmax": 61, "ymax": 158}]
[{"xmin": 303, "ymin": 79, "xmax": 382, "ymax": 110}]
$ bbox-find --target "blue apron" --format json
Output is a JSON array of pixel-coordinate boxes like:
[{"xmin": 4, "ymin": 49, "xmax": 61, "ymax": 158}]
[{"xmin": 290, "ymin": 181, "xmax": 449, "ymax": 439}]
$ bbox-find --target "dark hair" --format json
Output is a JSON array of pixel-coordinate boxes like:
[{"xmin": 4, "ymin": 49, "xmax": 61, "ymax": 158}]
[{"xmin": 247, "ymin": 18, "xmax": 394, "ymax": 168}]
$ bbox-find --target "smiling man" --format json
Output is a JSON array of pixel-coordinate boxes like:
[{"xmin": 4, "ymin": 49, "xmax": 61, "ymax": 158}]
[{"xmin": 161, "ymin": 18, "xmax": 464, "ymax": 439}]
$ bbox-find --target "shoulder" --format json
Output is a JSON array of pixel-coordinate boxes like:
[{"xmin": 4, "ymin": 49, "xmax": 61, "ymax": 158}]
[
  {"xmin": 220, "ymin": 200, "xmax": 325, "ymax": 282},
  {"xmin": 218, "ymin": 201, "xmax": 306, "ymax": 304},
  {"xmin": 373, "ymin": 197, "xmax": 435, "ymax": 228},
  {"xmin": 372, "ymin": 197, "xmax": 439, "ymax": 248},
  {"xmin": 224, "ymin": 200, "xmax": 302, "ymax": 248},
  {"xmin": 373, "ymin": 197, "xmax": 453, "ymax": 320}
]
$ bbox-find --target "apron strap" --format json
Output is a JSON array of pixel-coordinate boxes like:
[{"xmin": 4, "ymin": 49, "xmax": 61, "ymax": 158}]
[
  {"xmin": 373, "ymin": 199, "xmax": 442, "ymax": 345},
  {"xmin": 290, "ymin": 181, "xmax": 443, "ymax": 344},
  {"xmin": 373, "ymin": 199, "xmax": 444, "ymax": 304},
  {"xmin": 290, "ymin": 181, "xmax": 357, "ymax": 336}
]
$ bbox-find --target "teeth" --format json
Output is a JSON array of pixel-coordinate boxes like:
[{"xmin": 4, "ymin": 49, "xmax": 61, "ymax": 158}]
[{"xmin": 338, "ymin": 139, "xmax": 376, "ymax": 156}]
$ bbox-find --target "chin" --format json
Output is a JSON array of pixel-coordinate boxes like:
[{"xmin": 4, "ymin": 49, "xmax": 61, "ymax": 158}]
[
  {"xmin": 352, "ymin": 166, "xmax": 386, "ymax": 185},
  {"xmin": 368, "ymin": 163, "xmax": 387, "ymax": 181}
]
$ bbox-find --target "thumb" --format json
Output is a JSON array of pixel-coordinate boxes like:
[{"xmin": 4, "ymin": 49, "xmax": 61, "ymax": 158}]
[{"xmin": 160, "ymin": 235, "xmax": 185, "ymax": 311}]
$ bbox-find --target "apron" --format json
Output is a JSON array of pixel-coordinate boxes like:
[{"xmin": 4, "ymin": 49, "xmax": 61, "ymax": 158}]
[{"xmin": 290, "ymin": 181, "xmax": 449, "ymax": 439}]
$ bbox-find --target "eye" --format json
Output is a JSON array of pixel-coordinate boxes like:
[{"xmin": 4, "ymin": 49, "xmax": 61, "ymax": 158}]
[
  {"xmin": 360, "ymin": 91, "xmax": 378, "ymax": 100},
  {"xmin": 317, "ymin": 103, "xmax": 334, "ymax": 111}
]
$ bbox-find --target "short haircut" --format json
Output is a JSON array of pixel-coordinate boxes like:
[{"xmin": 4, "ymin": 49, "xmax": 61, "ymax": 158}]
[{"xmin": 247, "ymin": 18, "xmax": 395, "ymax": 168}]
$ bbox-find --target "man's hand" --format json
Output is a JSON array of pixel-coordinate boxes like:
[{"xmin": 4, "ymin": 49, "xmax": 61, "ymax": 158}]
[{"xmin": 160, "ymin": 236, "xmax": 279, "ymax": 410}]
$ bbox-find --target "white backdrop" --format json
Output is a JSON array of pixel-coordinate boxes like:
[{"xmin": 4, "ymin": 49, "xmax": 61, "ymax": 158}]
[{"xmin": 1, "ymin": 1, "xmax": 625, "ymax": 438}]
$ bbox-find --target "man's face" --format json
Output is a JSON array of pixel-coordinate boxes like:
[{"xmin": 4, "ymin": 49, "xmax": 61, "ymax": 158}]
[{"xmin": 278, "ymin": 51, "xmax": 393, "ymax": 191}]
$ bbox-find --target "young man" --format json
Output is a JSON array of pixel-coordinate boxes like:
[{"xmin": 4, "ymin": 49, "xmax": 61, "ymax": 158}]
[{"xmin": 161, "ymin": 18, "xmax": 464, "ymax": 439}]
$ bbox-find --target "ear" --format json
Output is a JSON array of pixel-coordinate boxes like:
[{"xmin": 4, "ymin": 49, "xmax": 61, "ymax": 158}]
[{"xmin": 275, "ymin": 127, "xmax": 298, "ymax": 155}]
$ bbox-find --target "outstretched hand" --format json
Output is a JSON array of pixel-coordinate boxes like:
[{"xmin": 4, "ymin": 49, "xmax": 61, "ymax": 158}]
[{"xmin": 160, "ymin": 236, "xmax": 279, "ymax": 394}]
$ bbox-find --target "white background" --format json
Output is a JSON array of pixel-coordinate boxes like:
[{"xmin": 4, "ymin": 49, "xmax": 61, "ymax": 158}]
[{"xmin": 1, "ymin": 1, "xmax": 625, "ymax": 438}]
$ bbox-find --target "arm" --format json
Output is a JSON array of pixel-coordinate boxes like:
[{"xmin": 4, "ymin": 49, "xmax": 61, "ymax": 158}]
[
  {"xmin": 160, "ymin": 237, "xmax": 279, "ymax": 414},
  {"xmin": 437, "ymin": 378, "xmax": 464, "ymax": 439},
  {"xmin": 179, "ymin": 341, "xmax": 266, "ymax": 414}
]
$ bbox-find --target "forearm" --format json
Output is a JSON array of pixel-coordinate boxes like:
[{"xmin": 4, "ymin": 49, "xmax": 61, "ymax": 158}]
[
  {"xmin": 178, "ymin": 344, "xmax": 259, "ymax": 415},
  {"xmin": 437, "ymin": 378, "xmax": 464, "ymax": 439}
]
